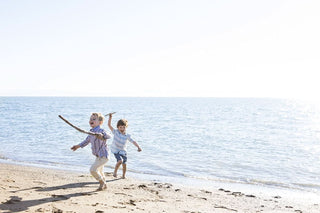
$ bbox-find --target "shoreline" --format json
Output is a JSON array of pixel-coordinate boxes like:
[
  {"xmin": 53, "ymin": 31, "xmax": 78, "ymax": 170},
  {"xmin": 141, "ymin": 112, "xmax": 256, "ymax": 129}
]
[
  {"xmin": 1, "ymin": 163, "xmax": 320, "ymax": 212},
  {"xmin": 2, "ymin": 158, "xmax": 320, "ymax": 201}
]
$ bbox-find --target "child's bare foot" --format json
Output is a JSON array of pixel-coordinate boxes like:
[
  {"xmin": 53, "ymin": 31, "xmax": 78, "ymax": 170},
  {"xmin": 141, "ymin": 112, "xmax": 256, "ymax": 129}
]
[
  {"xmin": 122, "ymin": 175, "xmax": 126, "ymax": 179},
  {"xmin": 97, "ymin": 182, "xmax": 107, "ymax": 191},
  {"xmin": 113, "ymin": 173, "xmax": 117, "ymax": 178}
]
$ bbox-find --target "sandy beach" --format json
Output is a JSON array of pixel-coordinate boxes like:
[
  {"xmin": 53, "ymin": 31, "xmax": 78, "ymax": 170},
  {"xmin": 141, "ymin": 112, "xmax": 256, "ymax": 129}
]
[{"xmin": 0, "ymin": 163, "xmax": 319, "ymax": 213}]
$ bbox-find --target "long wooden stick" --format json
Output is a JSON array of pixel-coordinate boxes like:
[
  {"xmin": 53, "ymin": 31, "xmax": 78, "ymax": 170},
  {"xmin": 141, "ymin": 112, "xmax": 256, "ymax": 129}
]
[
  {"xmin": 105, "ymin": 112, "xmax": 116, "ymax": 117},
  {"xmin": 58, "ymin": 115, "xmax": 99, "ymax": 136}
]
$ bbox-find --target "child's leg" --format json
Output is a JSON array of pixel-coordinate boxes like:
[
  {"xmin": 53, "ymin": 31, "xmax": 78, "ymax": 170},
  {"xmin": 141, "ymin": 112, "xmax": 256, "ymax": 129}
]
[
  {"xmin": 113, "ymin": 160, "xmax": 122, "ymax": 177},
  {"xmin": 113, "ymin": 152, "xmax": 123, "ymax": 177},
  {"xmin": 90, "ymin": 157, "xmax": 108, "ymax": 180},
  {"xmin": 98, "ymin": 164, "xmax": 106, "ymax": 182},
  {"xmin": 122, "ymin": 163, "xmax": 127, "ymax": 179},
  {"xmin": 90, "ymin": 157, "xmax": 108, "ymax": 190},
  {"xmin": 121, "ymin": 154, "xmax": 128, "ymax": 179}
]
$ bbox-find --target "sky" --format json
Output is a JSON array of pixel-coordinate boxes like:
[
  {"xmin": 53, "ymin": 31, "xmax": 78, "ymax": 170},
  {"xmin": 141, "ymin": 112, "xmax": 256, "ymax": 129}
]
[{"xmin": 1, "ymin": 0, "xmax": 320, "ymax": 99}]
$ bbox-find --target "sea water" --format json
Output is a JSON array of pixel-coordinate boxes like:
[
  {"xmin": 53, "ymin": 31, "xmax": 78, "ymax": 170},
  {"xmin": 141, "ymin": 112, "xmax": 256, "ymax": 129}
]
[{"xmin": 1, "ymin": 97, "xmax": 320, "ymax": 197}]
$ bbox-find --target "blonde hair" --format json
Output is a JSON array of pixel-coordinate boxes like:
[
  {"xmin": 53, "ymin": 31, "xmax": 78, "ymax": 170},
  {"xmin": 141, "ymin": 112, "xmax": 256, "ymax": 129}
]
[{"xmin": 92, "ymin": 113, "xmax": 105, "ymax": 124}]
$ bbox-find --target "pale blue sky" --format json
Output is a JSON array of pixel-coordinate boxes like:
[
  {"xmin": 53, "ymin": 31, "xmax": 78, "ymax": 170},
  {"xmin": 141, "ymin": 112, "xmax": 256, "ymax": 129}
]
[{"xmin": 1, "ymin": 0, "xmax": 319, "ymax": 99}]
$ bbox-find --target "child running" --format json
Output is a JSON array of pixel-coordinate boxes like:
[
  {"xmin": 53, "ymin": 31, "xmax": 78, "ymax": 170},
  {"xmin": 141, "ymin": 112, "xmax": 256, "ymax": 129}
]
[
  {"xmin": 71, "ymin": 113, "xmax": 111, "ymax": 191},
  {"xmin": 108, "ymin": 114, "xmax": 142, "ymax": 179}
]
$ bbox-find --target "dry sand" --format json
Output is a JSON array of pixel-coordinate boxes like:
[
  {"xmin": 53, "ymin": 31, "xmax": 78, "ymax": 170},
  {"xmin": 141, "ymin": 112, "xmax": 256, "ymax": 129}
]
[{"xmin": 0, "ymin": 162, "xmax": 319, "ymax": 213}]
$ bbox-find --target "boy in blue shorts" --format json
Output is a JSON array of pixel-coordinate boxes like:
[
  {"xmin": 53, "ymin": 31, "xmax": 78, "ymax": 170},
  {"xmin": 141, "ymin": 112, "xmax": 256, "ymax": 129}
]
[{"xmin": 108, "ymin": 114, "xmax": 142, "ymax": 179}]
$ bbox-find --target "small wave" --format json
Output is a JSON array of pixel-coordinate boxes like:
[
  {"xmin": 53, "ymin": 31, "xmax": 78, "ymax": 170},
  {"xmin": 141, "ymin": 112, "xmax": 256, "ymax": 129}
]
[
  {"xmin": 164, "ymin": 173, "xmax": 320, "ymax": 193},
  {"xmin": 127, "ymin": 164, "xmax": 187, "ymax": 178},
  {"xmin": 0, "ymin": 157, "xmax": 87, "ymax": 173},
  {"xmin": 246, "ymin": 179, "xmax": 299, "ymax": 190},
  {"xmin": 293, "ymin": 182, "xmax": 320, "ymax": 190}
]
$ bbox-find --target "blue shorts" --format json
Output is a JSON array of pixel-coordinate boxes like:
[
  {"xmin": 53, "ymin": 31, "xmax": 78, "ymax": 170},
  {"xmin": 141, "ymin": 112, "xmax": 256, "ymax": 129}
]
[{"xmin": 114, "ymin": 151, "xmax": 127, "ymax": 164}]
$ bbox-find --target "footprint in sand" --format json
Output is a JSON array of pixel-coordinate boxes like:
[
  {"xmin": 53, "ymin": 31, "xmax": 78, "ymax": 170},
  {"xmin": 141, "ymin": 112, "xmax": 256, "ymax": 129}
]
[
  {"xmin": 129, "ymin": 200, "xmax": 136, "ymax": 206},
  {"xmin": 200, "ymin": 190, "xmax": 212, "ymax": 194},
  {"xmin": 153, "ymin": 182, "xmax": 172, "ymax": 188},
  {"xmin": 52, "ymin": 207, "xmax": 63, "ymax": 213},
  {"xmin": 219, "ymin": 188, "xmax": 231, "ymax": 193},
  {"xmin": 231, "ymin": 192, "xmax": 244, "ymax": 197},
  {"xmin": 138, "ymin": 184, "xmax": 147, "ymax": 189}
]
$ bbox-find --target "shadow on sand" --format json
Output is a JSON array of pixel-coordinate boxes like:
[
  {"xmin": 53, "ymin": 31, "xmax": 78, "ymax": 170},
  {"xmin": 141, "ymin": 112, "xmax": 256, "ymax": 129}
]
[{"xmin": 0, "ymin": 179, "xmax": 122, "ymax": 213}]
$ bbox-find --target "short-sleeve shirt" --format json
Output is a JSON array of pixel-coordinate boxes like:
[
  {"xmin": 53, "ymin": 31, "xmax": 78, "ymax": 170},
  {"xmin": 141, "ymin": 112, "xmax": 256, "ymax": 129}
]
[{"xmin": 110, "ymin": 129, "xmax": 134, "ymax": 154}]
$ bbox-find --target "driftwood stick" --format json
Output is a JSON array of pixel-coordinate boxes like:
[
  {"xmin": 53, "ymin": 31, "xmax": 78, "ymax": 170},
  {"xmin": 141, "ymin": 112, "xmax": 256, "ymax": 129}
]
[
  {"xmin": 58, "ymin": 115, "xmax": 99, "ymax": 136},
  {"xmin": 105, "ymin": 112, "xmax": 116, "ymax": 117}
]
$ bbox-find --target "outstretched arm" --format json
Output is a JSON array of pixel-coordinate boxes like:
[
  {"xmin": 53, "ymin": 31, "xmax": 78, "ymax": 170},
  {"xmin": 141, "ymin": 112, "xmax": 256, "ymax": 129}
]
[
  {"xmin": 71, "ymin": 144, "xmax": 80, "ymax": 151},
  {"xmin": 133, "ymin": 141, "xmax": 142, "ymax": 152},
  {"xmin": 108, "ymin": 114, "xmax": 114, "ymax": 132}
]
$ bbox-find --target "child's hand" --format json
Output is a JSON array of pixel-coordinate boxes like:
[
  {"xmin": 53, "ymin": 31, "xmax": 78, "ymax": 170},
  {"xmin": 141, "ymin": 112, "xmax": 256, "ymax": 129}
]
[
  {"xmin": 137, "ymin": 147, "xmax": 142, "ymax": 152},
  {"xmin": 96, "ymin": 133, "xmax": 104, "ymax": 140},
  {"xmin": 71, "ymin": 145, "xmax": 80, "ymax": 151}
]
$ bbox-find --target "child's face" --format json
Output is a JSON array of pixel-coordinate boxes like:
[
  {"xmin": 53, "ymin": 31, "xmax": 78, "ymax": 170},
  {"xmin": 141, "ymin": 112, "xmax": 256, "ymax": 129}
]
[
  {"xmin": 118, "ymin": 125, "xmax": 126, "ymax": 134},
  {"xmin": 89, "ymin": 115, "xmax": 100, "ymax": 128}
]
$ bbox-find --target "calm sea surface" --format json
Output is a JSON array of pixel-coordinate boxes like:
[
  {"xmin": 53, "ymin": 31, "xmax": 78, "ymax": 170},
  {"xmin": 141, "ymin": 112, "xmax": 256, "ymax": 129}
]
[{"xmin": 1, "ymin": 97, "xmax": 320, "ymax": 196}]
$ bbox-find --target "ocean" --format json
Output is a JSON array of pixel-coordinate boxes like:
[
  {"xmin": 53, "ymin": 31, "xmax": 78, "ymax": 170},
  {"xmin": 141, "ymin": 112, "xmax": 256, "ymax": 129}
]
[{"xmin": 1, "ymin": 97, "xmax": 320, "ymax": 197}]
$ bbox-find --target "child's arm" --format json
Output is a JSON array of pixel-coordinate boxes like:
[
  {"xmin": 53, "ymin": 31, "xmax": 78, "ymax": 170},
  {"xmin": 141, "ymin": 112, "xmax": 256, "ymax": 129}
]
[
  {"xmin": 71, "ymin": 135, "xmax": 90, "ymax": 151},
  {"xmin": 133, "ymin": 141, "xmax": 142, "ymax": 152},
  {"xmin": 108, "ymin": 114, "xmax": 114, "ymax": 132}
]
